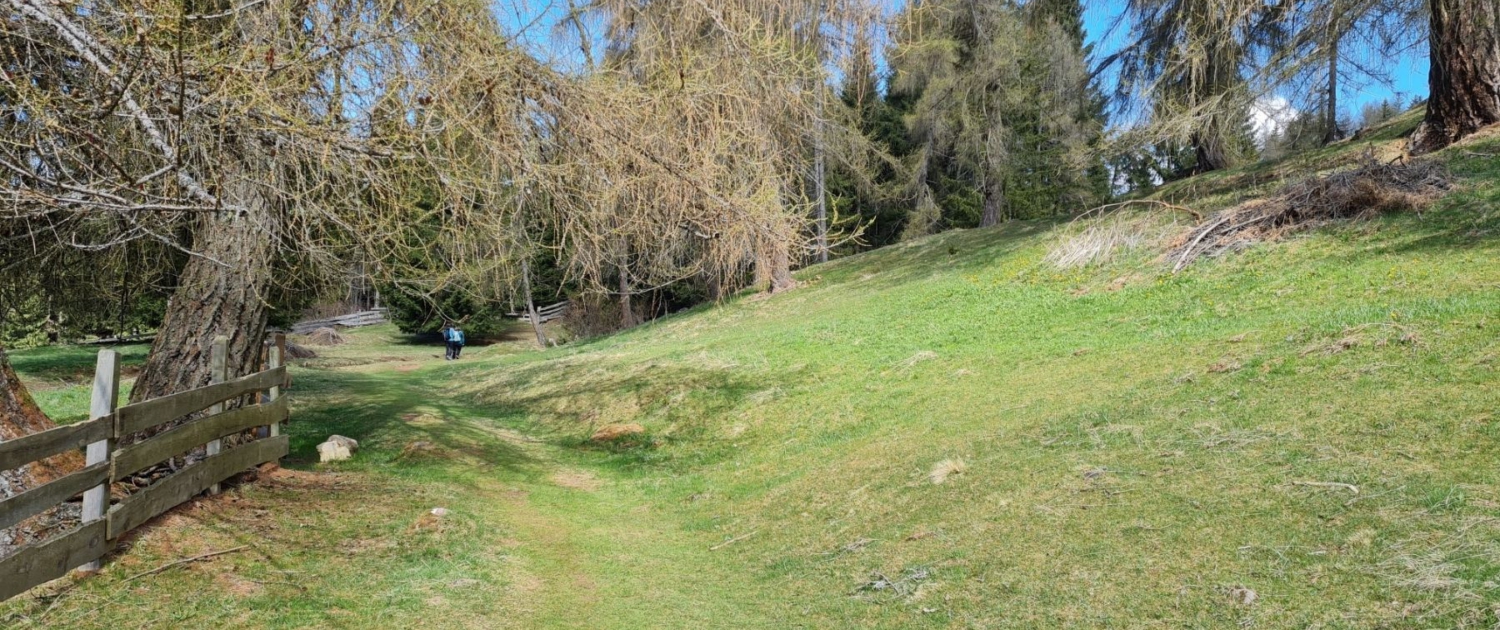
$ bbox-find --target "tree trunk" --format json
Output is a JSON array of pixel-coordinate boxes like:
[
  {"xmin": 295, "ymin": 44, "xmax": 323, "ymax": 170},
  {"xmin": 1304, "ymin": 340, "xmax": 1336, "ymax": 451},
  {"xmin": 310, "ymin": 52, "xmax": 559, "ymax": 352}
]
[
  {"xmin": 814, "ymin": 84, "xmax": 829, "ymax": 263},
  {"xmin": 521, "ymin": 260, "xmax": 548, "ymax": 349},
  {"xmin": 1192, "ymin": 129, "xmax": 1232, "ymax": 173},
  {"xmin": 703, "ymin": 269, "xmax": 723, "ymax": 303},
  {"xmin": 1411, "ymin": 0, "xmax": 1500, "ymax": 154},
  {"xmin": 1323, "ymin": 9, "xmax": 1342, "ymax": 145},
  {"xmin": 617, "ymin": 263, "xmax": 637, "ymax": 329},
  {"xmin": 131, "ymin": 187, "xmax": 275, "ymax": 404},
  {"xmin": 768, "ymin": 236, "xmax": 795, "ymax": 293},
  {"xmin": 0, "ymin": 346, "xmax": 82, "ymax": 554},
  {"xmin": 980, "ymin": 179, "xmax": 1004, "ymax": 227},
  {"xmin": 752, "ymin": 230, "xmax": 797, "ymax": 294}
]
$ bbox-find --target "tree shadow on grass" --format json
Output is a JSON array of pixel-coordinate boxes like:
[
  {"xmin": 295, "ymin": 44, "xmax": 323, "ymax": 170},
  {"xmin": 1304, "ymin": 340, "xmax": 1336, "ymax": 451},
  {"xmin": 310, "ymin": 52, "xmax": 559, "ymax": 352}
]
[
  {"xmin": 8, "ymin": 342, "xmax": 151, "ymax": 384},
  {"xmin": 439, "ymin": 355, "xmax": 790, "ymax": 474},
  {"xmin": 282, "ymin": 369, "xmax": 540, "ymax": 477}
]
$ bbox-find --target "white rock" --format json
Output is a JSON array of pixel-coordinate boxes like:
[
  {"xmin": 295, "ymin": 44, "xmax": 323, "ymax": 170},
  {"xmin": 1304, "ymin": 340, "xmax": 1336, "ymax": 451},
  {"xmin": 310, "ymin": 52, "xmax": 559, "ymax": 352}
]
[
  {"xmin": 326, "ymin": 435, "xmax": 359, "ymax": 452},
  {"xmin": 431, "ymin": 507, "xmax": 450, "ymax": 517},
  {"xmin": 317, "ymin": 440, "xmax": 353, "ymax": 462}
]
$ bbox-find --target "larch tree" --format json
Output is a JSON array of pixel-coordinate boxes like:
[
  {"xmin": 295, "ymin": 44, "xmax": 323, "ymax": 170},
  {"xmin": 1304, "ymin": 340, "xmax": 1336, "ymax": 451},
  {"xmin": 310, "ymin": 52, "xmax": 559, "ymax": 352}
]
[
  {"xmin": 1411, "ymin": 0, "xmax": 1500, "ymax": 153},
  {"xmin": 1, "ymin": 0, "xmax": 547, "ymax": 427},
  {"xmin": 1108, "ymin": 0, "xmax": 1279, "ymax": 173},
  {"xmin": 547, "ymin": 0, "xmax": 876, "ymax": 309}
]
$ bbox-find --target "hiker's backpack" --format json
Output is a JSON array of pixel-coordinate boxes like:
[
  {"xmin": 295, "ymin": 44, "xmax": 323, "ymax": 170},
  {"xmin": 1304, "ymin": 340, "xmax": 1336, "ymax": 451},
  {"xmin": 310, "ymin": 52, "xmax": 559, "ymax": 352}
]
[{"xmin": 451, "ymin": 329, "xmax": 465, "ymax": 346}]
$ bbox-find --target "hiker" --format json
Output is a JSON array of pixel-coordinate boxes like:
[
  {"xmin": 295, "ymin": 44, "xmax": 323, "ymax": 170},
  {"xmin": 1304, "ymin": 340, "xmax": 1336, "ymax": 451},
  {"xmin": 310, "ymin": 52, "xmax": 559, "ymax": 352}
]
[{"xmin": 443, "ymin": 323, "xmax": 466, "ymax": 360}]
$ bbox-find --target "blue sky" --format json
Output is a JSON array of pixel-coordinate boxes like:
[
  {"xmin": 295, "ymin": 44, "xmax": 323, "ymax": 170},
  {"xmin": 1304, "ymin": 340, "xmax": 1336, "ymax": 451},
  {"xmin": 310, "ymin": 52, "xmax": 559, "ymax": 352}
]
[{"xmin": 497, "ymin": 0, "xmax": 1430, "ymax": 122}]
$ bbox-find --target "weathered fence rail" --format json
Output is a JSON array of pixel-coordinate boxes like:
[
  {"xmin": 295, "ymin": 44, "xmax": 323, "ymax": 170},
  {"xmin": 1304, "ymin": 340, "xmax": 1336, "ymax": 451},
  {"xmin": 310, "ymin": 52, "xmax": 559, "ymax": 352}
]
[
  {"xmin": 509, "ymin": 300, "xmax": 569, "ymax": 324},
  {"xmin": 0, "ymin": 334, "xmax": 289, "ymax": 601},
  {"xmin": 289, "ymin": 308, "xmax": 388, "ymax": 334}
]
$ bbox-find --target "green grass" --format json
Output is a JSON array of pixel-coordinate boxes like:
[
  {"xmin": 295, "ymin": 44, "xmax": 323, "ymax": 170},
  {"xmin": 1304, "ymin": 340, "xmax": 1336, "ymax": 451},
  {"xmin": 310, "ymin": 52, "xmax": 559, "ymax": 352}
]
[
  {"xmin": 7, "ymin": 342, "xmax": 149, "ymax": 423},
  {"xmin": 5, "ymin": 125, "xmax": 1500, "ymax": 628}
]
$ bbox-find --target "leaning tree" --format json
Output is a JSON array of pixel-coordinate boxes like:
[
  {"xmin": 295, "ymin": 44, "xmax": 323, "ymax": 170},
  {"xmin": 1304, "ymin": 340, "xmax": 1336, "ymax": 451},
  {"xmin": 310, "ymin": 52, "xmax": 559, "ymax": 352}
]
[
  {"xmin": 0, "ymin": 0, "xmax": 545, "ymax": 535},
  {"xmin": 2, "ymin": 0, "xmax": 546, "ymax": 406}
]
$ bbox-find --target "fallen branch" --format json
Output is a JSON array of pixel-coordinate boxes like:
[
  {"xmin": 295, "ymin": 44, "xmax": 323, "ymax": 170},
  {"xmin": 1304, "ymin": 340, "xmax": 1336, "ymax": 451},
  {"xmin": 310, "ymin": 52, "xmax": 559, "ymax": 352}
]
[
  {"xmin": 121, "ymin": 546, "xmax": 250, "ymax": 582},
  {"xmin": 710, "ymin": 530, "xmax": 757, "ymax": 551},
  {"xmin": 1290, "ymin": 481, "xmax": 1359, "ymax": 494}
]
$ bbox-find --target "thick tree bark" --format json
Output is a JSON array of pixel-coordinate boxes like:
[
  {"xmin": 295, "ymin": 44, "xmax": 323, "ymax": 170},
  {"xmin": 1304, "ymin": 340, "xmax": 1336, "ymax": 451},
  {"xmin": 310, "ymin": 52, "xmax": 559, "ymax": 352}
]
[
  {"xmin": 131, "ymin": 186, "xmax": 275, "ymax": 404},
  {"xmin": 0, "ymin": 346, "xmax": 82, "ymax": 553},
  {"xmin": 1411, "ymin": 0, "xmax": 1500, "ymax": 154}
]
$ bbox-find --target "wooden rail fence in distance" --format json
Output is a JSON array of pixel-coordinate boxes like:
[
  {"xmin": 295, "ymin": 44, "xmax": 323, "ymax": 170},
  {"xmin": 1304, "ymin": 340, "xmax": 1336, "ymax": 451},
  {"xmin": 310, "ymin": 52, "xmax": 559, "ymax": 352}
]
[{"xmin": 0, "ymin": 334, "xmax": 290, "ymax": 601}]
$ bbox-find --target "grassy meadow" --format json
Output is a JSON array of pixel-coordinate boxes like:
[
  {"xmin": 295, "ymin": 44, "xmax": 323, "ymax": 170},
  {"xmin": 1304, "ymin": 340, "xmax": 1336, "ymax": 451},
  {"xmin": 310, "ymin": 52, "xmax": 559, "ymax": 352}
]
[{"xmin": 3, "ymin": 122, "xmax": 1500, "ymax": 628}]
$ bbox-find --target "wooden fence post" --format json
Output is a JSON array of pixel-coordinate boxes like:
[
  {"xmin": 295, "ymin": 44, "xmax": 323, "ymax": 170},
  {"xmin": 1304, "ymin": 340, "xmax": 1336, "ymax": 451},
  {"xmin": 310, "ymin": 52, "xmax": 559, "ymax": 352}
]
[
  {"xmin": 80, "ymin": 349, "xmax": 118, "ymax": 571},
  {"xmin": 206, "ymin": 336, "xmax": 228, "ymax": 495},
  {"xmin": 267, "ymin": 333, "xmax": 284, "ymax": 438}
]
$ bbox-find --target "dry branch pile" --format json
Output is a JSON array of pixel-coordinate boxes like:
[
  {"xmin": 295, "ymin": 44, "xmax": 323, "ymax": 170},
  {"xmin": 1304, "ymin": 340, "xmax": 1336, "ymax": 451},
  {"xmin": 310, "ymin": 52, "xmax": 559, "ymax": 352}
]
[
  {"xmin": 284, "ymin": 343, "xmax": 319, "ymax": 359},
  {"xmin": 1168, "ymin": 155, "xmax": 1451, "ymax": 270},
  {"xmin": 305, "ymin": 328, "xmax": 347, "ymax": 347}
]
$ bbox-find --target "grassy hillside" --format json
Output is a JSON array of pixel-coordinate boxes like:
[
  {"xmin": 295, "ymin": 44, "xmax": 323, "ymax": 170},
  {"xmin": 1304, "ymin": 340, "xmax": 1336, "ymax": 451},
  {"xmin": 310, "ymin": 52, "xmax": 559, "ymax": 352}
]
[{"xmin": 5, "ymin": 121, "xmax": 1500, "ymax": 628}]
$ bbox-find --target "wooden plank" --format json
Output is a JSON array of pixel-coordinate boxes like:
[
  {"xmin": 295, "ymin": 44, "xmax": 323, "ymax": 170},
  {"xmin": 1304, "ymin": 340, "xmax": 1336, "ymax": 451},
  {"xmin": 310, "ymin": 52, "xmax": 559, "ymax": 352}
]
[
  {"xmin": 0, "ymin": 520, "xmax": 109, "ymax": 602},
  {"xmin": 267, "ymin": 334, "xmax": 284, "ymax": 438},
  {"xmin": 111, "ymin": 398, "xmax": 288, "ymax": 481},
  {"xmin": 0, "ymin": 463, "xmax": 109, "ymax": 531},
  {"xmin": 108, "ymin": 436, "xmax": 288, "ymax": 539},
  {"xmin": 0, "ymin": 417, "xmax": 111, "ymax": 472},
  {"xmin": 116, "ymin": 366, "xmax": 286, "ymax": 436},
  {"xmin": 206, "ymin": 337, "xmax": 228, "ymax": 495},
  {"xmin": 81, "ymin": 349, "xmax": 118, "ymax": 572}
]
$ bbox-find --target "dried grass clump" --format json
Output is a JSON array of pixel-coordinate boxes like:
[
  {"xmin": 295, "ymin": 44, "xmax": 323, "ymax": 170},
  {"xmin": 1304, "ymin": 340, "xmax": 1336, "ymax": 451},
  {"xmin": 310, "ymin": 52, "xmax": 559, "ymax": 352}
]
[
  {"xmin": 1046, "ymin": 204, "xmax": 1183, "ymax": 269},
  {"xmin": 928, "ymin": 458, "xmax": 967, "ymax": 484},
  {"xmin": 306, "ymin": 327, "xmax": 347, "ymax": 346},
  {"xmin": 1169, "ymin": 154, "xmax": 1450, "ymax": 270}
]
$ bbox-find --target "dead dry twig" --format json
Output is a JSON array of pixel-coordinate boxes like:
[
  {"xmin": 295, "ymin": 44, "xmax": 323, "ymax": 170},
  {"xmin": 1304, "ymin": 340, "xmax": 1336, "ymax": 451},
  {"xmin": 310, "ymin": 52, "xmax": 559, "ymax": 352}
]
[
  {"xmin": 1290, "ymin": 481, "xmax": 1359, "ymax": 494},
  {"xmin": 121, "ymin": 546, "xmax": 250, "ymax": 582}
]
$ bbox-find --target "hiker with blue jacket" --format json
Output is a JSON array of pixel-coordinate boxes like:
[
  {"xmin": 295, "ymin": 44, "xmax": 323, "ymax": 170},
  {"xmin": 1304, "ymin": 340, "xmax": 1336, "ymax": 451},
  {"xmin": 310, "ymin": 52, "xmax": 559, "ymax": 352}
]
[{"xmin": 442, "ymin": 322, "xmax": 466, "ymax": 360}]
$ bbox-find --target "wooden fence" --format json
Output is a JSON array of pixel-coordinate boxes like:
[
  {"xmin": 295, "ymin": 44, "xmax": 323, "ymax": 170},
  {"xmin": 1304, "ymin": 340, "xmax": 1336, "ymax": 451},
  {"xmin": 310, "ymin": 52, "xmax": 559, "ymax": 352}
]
[
  {"xmin": 509, "ymin": 300, "xmax": 569, "ymax": 324},
  {"xmin": 289, "ymin": 308, "xmax": 389, "ymax": 334},
  {"xmin": 0, "ymin": 334, "xmax": 290, "ymax": 601}
]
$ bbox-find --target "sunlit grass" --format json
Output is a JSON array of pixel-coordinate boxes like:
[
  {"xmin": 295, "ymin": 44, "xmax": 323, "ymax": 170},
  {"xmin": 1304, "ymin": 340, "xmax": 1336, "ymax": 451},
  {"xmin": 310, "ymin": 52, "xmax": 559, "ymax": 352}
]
[{"xmin": 4, "ymin": 130, "xmax": 1500, "ymax": 628}]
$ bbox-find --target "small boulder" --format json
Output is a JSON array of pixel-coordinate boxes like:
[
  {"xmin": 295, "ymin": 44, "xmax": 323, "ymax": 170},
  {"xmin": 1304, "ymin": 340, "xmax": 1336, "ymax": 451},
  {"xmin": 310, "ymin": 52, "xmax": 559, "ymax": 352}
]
[
  {"xmin": 326, "ymin": 435, "xmax": 359, "ymax": 452},
  {"xmin": 431, "ymin": 507, "xmax": 450, "ymax": 517},
  {"xmin": 590, "ymin": 423, "xmax": 645, "ymax": 443},
  {"xmin": 317, "ymin": 440, "xmax": 352, "ymax": 462},
  {"xmin": 317, "ymin": 435, "xmax": 358, "ymax": 463}
]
